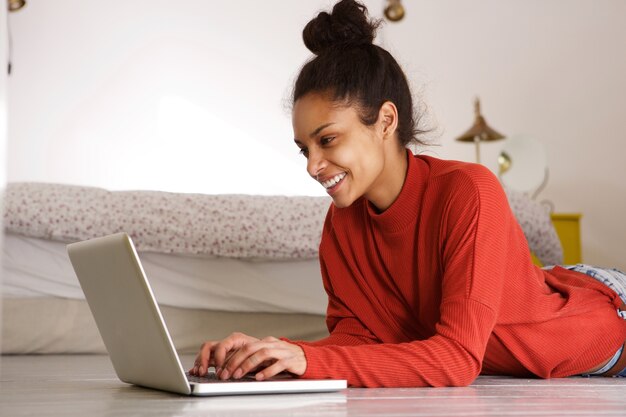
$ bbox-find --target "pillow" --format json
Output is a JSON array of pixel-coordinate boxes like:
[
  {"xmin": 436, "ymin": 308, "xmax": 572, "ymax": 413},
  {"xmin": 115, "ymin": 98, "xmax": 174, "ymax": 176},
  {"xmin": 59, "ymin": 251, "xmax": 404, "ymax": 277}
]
[{"xmin": 504, "ymin": 187, "xmax": 563, "ymax": 266}]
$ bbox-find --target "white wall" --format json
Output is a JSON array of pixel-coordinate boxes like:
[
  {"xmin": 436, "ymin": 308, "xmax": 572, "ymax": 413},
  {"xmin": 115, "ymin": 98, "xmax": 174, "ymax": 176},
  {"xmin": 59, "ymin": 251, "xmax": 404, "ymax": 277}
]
[
  {"xmin": 1, "ymin": 0, "xmax": 9, "ymax": 351},
  {"xmin": 0, "ymin": 3, "xmax": 6, "ymax": 186},
  {"xmin": 6, "ymin": 0, "xmax": 626, "ymax": 270},
  {"xmin": 7, "ymin": 0, "xmax": 330, "ymax": 196}
]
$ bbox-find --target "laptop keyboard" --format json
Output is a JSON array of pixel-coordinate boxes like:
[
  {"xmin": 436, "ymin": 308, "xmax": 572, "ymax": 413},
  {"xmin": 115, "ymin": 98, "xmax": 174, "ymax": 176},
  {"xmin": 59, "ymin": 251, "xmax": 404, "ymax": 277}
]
[{"xmin": 186, "ymin": 372, "xmax": 258, "ymax": 383}]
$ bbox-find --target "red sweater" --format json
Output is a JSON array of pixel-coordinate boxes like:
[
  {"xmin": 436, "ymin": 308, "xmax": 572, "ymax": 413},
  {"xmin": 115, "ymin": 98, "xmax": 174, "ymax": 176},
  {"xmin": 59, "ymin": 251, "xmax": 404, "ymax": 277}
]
[{"xmin": 288, "ymin": 151, "xmax": 626, "ymax": 388}]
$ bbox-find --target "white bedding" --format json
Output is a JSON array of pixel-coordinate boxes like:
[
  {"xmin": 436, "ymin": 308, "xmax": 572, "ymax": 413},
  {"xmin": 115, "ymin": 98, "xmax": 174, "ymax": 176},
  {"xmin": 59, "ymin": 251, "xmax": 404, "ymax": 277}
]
[
  {"xmin": 4, "ymin": 182, "xmax": 330, "ymax": 259},
  {"xmin": 2, "ymin": 233, "xmax": 328, "ymax": 315}
]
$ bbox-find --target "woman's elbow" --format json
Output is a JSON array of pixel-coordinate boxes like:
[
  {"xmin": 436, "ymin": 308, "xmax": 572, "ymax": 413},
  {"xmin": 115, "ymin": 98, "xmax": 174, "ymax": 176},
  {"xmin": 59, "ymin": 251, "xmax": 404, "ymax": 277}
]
[{"xmin": 442, "ymin": 359, "xmax": 482, "ymax": 387}]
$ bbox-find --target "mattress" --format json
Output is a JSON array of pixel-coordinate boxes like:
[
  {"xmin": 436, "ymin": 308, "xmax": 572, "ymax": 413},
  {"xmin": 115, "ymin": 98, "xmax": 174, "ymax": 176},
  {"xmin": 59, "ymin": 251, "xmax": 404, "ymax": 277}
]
[
  {"xmin": 2, "ymin": 233, "xmax": 329, "ymax": 315},
  {"xmin": 1, "ymin": 297, "xmax": 328, "ymax": 354}
]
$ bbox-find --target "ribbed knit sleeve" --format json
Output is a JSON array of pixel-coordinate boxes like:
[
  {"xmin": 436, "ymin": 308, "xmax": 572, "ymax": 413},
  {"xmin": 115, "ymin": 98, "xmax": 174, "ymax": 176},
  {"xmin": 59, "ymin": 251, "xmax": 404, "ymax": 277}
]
[{"xmin": 296, "ymin": 298, "xmax": 496, "ymax": 387}]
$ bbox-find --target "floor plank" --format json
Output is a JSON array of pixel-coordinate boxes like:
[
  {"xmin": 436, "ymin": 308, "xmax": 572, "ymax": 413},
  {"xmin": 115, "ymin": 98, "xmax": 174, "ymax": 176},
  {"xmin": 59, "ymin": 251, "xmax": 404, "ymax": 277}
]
[{"xmin": 1, "ymin": 355, "xmax": 625, "ymax": 416}]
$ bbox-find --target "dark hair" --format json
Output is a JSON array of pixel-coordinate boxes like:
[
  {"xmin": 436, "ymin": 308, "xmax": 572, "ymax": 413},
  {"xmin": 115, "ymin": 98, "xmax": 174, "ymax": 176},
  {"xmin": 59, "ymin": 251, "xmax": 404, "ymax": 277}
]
[{"xmin": 293, "ymin": 0, "xmax": 427, "ymax": 147}]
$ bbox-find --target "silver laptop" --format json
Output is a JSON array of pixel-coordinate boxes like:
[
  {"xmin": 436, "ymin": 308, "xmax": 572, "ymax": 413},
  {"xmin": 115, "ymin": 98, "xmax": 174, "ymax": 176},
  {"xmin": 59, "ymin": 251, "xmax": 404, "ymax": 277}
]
[{"xmin": 66, "ymin": 232, "xmax": 347, "ymax": 396}]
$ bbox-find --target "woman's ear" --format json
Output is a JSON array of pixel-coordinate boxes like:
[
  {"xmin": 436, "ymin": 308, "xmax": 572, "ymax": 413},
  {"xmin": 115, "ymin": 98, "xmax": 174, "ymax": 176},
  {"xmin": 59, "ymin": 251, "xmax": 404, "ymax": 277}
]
[{"xmin": 378, "ymin": 101, "xmax": 399, "ymax": 140}]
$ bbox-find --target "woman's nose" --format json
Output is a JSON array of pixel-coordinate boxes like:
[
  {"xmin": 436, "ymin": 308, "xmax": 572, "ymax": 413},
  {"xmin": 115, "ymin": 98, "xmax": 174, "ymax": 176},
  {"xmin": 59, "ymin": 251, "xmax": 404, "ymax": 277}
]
[{"xmin": 306, "ymin": 148, "xmax": 326, "ymax": 179}]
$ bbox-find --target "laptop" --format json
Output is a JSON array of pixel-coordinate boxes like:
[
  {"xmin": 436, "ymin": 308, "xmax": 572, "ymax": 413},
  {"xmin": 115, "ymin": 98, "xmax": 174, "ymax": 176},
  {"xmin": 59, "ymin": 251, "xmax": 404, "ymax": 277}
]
[{"xmin": 66, "ymin": 232, "xmax": 347, "ymax": 396}]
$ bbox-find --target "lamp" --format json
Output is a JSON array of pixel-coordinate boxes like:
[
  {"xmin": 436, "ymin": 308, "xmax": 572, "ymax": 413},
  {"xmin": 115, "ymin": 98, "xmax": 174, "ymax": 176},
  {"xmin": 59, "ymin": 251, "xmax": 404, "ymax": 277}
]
[
  {"xmin": 384, "ymin": 0, "xmax": 405, "ymax": 22},
  {"xmin": 8, "ymin": 0, "xmax": 26, "ymax": 12},
  {"xmin": 455, "ymin": 97, "xmax": 505, "ymax": 164}
]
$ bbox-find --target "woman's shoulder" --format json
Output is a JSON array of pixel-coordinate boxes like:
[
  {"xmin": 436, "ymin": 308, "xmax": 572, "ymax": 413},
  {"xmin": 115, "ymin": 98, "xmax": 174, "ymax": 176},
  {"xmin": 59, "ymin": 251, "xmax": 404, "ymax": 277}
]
[
  {"xmin": 415, "ymin": 154, "xmax": 501, "ymax": 196},
  {"xmin": 414, "ymin": 155, "xmax": 513, "ymax": 230},
  {"xmin": 417, "ymin": 154, "xmax": 493, "ymax": 180}
]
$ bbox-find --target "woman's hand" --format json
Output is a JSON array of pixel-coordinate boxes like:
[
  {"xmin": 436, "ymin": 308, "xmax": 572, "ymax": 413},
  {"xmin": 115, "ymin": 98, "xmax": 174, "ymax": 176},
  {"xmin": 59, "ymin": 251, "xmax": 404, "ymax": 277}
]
[
  {"xmin": 189, "ymin": 332, "xmax": 260, "ymax": 377},
  {"xmin": 218, "ymin": 336, "xmax": 306, "ymax": 380},
  {"xmin": 188, "ymin": 333, "xmax": 307, "ymax": 380}
]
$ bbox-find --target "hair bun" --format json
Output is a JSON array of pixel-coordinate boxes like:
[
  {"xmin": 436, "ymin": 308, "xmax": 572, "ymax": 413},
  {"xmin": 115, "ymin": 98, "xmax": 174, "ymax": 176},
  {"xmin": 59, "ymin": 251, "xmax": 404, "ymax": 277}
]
[{"xmin": 303, "ymin": 0, "xmax": 380, "ymax": 55}]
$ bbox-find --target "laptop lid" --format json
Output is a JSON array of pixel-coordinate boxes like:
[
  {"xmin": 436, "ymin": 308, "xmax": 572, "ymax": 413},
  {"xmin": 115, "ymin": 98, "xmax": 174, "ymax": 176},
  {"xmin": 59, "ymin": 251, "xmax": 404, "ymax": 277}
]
[{"xmin": 67, "ymin": 233, "xmax": 192, "ymax": 395}]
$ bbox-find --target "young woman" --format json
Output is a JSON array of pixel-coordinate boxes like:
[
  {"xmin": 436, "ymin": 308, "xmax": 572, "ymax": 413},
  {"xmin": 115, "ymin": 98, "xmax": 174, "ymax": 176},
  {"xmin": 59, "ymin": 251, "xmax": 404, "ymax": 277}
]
[{"xmin": 189, "ymin": 0, "xmax": 626, "ymax": 387}]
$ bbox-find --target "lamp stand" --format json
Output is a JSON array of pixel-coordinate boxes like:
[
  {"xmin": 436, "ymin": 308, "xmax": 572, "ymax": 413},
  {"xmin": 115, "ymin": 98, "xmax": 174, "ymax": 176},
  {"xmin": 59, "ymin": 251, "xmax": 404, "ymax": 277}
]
[{"xmin": 474, "ymin": 137, "xmax": 481, "ymax": 164}]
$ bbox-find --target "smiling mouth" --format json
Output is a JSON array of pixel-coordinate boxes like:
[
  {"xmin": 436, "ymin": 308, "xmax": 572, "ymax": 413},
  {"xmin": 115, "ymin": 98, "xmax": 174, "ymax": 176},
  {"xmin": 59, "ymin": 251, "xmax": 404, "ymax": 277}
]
[{"xmin": 321, "ymin": 172, "xmax": 346, "ymax": 190}]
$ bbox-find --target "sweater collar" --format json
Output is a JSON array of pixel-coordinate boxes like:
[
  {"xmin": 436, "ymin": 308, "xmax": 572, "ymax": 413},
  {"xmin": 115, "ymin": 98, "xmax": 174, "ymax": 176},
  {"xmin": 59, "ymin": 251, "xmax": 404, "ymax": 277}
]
[{"xmin": 364, "ymin": 149, "xmax": 430, "ymax": 233}]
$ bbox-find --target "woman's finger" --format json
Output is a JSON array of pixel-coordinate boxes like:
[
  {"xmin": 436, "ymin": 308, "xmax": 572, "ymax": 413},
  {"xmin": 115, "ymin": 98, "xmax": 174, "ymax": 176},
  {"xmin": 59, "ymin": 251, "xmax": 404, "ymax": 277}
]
[
  {"xmin": 189, "ymin": 341, "xmax": 216, "ymax": 376},
  {"xmin": 234, "ymin": 346, "xmax": 277, "ymax": 379},
  {"xmin": 219, "ymin": 341, "xmax": 265, "ymax": 379},
  {"xmin": 255, "ymin": 359, "xmax": 288, "ymax": 381},
  {"xmin": 213, "ymin": 332, "xmax": 259, "ymax": 371}
]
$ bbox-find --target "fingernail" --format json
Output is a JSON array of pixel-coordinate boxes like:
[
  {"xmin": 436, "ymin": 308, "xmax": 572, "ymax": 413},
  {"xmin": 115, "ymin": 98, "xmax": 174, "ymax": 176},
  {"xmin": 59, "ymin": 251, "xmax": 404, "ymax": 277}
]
[
  {"xmin": 216, "ymin": 366, "xmax": 222, "ymax": 375},
  {"xmin": 221, "ymin": 369, "xmax": 230, "ymax": 380},
  {"xmin": 199, "ymin": 366, "xmax": 204, "ymax": 375},
  {"xmin": 256, "ymin": 373, "xmax": 265, "ymax": 381},
  {"xmin": 233, "ymin": 369, "xmax": 242, "ymax": 379}
]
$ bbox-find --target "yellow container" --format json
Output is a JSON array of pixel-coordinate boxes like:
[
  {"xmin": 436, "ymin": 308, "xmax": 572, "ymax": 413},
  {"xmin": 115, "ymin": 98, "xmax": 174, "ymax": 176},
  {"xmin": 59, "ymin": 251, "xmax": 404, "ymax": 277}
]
[
  {"xmin": 550, "ymin": 213, "xmax": 582, "ymax": 265},
  {"xmin": 531, "ymin": 213, "xmax": 582, "ymax": 267}
]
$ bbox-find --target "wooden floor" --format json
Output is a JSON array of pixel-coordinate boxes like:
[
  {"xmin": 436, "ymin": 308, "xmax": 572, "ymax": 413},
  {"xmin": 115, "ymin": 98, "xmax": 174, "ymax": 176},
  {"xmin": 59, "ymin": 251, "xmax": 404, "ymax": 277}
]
[{"xmin": 1, "ymin": 355, "xmax": 625, "ymax": 416}]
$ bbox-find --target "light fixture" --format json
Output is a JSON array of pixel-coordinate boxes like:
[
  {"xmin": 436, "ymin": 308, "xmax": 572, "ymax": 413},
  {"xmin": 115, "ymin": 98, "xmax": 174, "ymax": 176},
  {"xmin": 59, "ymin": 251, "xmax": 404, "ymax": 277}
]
[
  {"xmin": 455, "ymin": 97, "xmax": 505, "ymax": 164},
  {"xmin": 8, "ymin": 0, "xmax": 26, "ymax": 12},
  {"xmin": 384, "ymin": 0, "xmax": 405, "ymax": 22},
  {"xmin": 7, "ymin": 0, "xmax": 26, "ymax": 75},
  {"xmin": 498, "ymin": 151, "xmax": 512, "ymax": 176},
  {"xmin": 498, "ymin": 136, "xmax": 550, "ymax": 200}
]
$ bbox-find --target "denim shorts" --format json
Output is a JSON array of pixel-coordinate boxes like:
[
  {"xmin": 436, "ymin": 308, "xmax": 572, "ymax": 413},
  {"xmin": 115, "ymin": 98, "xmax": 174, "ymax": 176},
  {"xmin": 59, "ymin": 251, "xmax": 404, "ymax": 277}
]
[{"xmin": 556, "ymin": 264, "xmax": 626, "ymax": 377}]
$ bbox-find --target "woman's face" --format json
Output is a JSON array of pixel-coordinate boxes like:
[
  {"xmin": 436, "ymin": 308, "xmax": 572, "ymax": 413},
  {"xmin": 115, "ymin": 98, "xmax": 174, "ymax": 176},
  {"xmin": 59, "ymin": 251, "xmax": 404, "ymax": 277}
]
[{"xmin": 292, "ymin": 93, "xmax": 387, "ymax": 208}]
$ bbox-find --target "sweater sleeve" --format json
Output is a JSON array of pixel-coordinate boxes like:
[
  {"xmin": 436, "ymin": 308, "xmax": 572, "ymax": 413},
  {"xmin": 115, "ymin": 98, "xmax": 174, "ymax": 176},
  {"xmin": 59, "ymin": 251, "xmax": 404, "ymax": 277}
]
[
  {"xmin": 288, "ymin": 167, "xmax": 515, "ymax": 387},
  {"xmin": 288, "ymin": 256, "xmax": 381, "ymax": 347}
]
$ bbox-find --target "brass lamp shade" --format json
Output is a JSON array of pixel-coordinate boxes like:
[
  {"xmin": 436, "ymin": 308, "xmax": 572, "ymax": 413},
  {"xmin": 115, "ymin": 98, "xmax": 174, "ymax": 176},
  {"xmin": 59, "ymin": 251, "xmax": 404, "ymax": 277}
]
[{"xmin": 456, "ymin": 98, "xmax": 505, "ymax": 163}]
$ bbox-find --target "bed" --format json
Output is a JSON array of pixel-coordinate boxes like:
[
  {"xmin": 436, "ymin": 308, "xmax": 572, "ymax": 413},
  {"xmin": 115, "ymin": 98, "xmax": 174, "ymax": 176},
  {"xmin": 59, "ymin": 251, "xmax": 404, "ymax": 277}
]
[{"xmin": 1, "ymin": 182, "xmax": 563, "ymax": 354}]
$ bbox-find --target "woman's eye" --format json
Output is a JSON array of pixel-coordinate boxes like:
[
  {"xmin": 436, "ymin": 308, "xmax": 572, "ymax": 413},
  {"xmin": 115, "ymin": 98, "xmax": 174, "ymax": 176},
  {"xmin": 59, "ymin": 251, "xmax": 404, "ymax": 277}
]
[
  {"xmin": 321, "ymin": 136, "xmax": 335, "ymax": 145},
  {"xmin": 298, "ymin": 148, "xmax": 309, "ymax": 158}
]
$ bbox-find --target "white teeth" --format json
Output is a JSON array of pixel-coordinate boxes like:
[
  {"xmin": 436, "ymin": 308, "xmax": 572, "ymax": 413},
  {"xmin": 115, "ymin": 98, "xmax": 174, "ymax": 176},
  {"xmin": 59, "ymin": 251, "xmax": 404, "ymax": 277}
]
[{"xmin": 321, "ymin": 172, "xmax": 346, "ymax": 189}]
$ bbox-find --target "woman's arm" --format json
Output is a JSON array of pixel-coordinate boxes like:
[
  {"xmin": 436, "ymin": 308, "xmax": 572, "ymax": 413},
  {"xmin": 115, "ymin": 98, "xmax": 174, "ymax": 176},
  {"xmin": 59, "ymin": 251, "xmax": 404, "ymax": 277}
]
[{"xmin": 291, "ymin": 298, "xmax": 496, "ymax": 387}]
